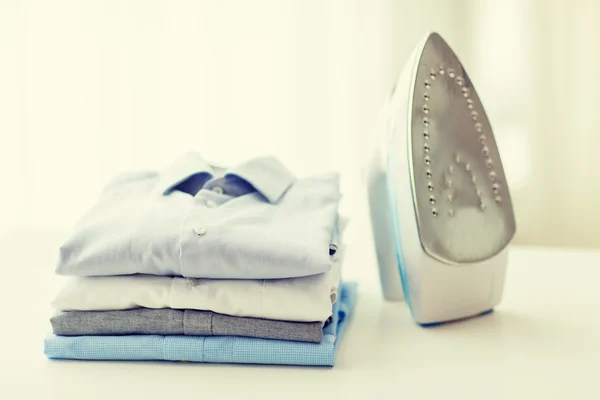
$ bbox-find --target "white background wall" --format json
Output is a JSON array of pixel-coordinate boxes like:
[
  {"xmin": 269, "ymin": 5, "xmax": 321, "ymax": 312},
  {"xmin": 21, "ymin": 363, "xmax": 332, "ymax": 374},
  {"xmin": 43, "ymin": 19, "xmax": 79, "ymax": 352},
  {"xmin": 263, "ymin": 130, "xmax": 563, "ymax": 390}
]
[{"xmin": 1, "ymin": 0, "xmax": 598, "ymax": 248}]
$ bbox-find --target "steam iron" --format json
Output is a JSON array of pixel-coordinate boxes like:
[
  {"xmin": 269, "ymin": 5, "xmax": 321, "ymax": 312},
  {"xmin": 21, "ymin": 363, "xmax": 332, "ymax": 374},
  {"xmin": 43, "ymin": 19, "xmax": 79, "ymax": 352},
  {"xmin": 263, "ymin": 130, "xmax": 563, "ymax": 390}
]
[{"xmin": 366, "ymin": 32, "xmax": 516, "ymax": 325}]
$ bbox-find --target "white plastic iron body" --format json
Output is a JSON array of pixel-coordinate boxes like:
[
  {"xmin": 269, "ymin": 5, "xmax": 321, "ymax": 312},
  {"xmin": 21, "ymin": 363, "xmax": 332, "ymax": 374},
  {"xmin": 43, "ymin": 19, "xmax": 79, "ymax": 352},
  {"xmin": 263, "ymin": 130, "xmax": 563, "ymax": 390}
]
[{"xmin": 366, "ymin": 32, "xmax": 516, "ymax": 325}]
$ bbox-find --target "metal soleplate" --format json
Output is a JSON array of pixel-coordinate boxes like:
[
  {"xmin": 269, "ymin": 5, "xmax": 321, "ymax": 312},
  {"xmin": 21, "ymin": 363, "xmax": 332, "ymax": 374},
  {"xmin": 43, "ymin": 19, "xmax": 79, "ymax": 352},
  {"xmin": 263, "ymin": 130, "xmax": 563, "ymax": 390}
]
[{"xmin": 409, "ymin": 33, "xmax": 516, "ymax": 265}]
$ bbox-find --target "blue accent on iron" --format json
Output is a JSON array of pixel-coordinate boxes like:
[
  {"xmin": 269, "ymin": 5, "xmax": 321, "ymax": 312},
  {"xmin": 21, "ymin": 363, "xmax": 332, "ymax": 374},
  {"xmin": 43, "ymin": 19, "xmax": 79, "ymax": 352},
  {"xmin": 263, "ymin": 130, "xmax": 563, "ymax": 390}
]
[
  {"xmin": 419, "ymin": 321, "xmax": 442, "ymax": 328},
  {"xmin": 418, "ymin": 308, "xmax": 495, "ymax": 328},
  {"xmin": 479, "ymin": 308, "xmax": 494, "ymax": 317},
  {"xmin": 386, "ymin": 127, "xmax": 413, "ymax": 313}
]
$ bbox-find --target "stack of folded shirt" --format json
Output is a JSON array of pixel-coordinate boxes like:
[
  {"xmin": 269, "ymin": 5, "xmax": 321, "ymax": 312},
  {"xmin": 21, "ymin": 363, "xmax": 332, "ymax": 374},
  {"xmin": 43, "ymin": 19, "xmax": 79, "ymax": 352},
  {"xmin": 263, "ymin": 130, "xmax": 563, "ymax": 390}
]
[{"xmin": 44, "ymin": 152, "xmax": 357, "ymax": 367}]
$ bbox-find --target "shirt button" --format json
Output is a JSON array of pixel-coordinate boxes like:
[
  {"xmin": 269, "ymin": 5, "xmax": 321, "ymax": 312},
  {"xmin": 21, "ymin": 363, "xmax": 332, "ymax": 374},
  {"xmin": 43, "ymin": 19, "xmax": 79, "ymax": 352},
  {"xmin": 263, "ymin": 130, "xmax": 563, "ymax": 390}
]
[
  {"xmin": 185, "ymin": 277, "xmax": 197, "ymax": 287},
  {"xmin": 205, "ymin": 199, "xmax": 217, "ymax": 208},
  {"xmin": 211, "ymin": 186, "xmax": 224, "ymax": 195},
  {"xmin": 193, "ymin": 225, "xmax": 208, "ymax": 236}
]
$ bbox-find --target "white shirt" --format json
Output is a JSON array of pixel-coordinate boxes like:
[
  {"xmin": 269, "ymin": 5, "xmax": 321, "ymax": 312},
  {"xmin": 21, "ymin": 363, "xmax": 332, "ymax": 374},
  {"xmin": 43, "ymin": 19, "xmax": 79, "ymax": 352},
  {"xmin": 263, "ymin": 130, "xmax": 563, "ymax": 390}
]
[
  {"xmin": 52, "ymin": 247, "xmax": 345, "ymax": 323},
  {"xmin": 56, "ymin": 152, "xmax": 341, "ymax": 279}
]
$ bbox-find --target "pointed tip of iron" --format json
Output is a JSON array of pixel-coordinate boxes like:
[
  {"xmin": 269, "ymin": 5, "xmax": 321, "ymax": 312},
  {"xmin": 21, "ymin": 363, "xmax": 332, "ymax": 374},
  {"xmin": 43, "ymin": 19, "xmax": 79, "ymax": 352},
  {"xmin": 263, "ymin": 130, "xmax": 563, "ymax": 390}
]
[{"xmin": 424, "ymin": 31, "xmax": 442, "ymax": 41}]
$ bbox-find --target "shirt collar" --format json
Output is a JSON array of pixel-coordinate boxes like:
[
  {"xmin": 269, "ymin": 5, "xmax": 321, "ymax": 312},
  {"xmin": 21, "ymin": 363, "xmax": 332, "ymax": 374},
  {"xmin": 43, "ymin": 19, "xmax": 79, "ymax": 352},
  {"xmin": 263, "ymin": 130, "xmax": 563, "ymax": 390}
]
[
  {"xmin": 225, "ymin": 156, "xmax": 296, "ymax": 203},
  {"xmin": 157, "ymin": 152, "xmax": 296, "ymax": 203},
  {"xmin": 156, "ymin": 152, "xmax": 213, "ymax": 195}
]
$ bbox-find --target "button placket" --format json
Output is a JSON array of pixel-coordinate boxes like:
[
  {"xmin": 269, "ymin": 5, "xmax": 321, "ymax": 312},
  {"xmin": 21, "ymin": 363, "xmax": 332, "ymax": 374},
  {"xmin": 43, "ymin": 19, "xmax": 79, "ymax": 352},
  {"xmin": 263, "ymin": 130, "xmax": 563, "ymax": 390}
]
[{"xmin": 190, "ymin": 194, "xmax": 218, "ymax": 237}]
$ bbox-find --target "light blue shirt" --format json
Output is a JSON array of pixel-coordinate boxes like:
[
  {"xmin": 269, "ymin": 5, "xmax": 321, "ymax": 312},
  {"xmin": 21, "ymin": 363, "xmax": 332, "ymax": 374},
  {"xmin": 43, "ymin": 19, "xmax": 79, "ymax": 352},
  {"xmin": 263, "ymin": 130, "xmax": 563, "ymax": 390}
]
[
  {"xmin": 44, "ymin": 282, "xmax": 356, "ymax": 367},
  {"xmin": 57, "ymin": 152, "xmax": 341, "ymax": 279}
]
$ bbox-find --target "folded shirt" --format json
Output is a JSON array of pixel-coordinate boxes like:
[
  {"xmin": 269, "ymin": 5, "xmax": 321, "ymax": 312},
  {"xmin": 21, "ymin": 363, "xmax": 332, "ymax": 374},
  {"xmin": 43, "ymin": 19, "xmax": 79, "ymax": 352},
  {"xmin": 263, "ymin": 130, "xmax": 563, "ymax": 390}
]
[
  {"xmin": 45, "ymin": 282, "xmax": 357, "ymax": 367},
  {"xmin": 56, "ymin": 152, "xmax": 341, "ymax": 280},
  {"xmin": 51, "ymin": 309, "xmax": 323, "ymax": 343},
  {"xmin": 52, "ymin": 246, "xmax": 344, "ymax": 323}
]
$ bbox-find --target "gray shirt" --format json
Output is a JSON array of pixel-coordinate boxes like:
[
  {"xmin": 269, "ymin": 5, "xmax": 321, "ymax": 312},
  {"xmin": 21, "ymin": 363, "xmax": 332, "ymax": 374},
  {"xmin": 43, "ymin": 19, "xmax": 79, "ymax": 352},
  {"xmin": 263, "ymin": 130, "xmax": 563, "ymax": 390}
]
[
  {"xmin": 56, "ymin": 152, "xmax": 340, "ymax": 279},
  {"xmin": 50, "ymin": 309, "xmax": 323, "ymax": 343}
]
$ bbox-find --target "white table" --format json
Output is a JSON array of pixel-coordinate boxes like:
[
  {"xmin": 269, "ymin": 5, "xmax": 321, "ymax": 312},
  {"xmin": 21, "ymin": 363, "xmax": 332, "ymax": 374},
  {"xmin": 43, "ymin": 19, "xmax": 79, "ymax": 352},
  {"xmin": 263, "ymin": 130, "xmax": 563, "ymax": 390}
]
[{"xmin": 2, "ymin": 223, "xmax": 599, "ymax": 399}]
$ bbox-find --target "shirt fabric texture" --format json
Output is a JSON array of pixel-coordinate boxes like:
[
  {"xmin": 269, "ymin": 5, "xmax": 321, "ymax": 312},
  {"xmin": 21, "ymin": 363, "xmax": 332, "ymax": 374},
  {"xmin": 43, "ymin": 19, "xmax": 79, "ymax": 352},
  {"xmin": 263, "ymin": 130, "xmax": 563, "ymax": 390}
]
[
  {"xmin": 52, "ymin": 245, "xmax": 345, "ymax": 323},
  {"xmin": 56, "ymin": 152, "xmax": 341, "ymax": 279},
  {"xmin": 45, "ymin": 282, "xmax": 357, "ymax": 367},
  {"xmin": 51, "ymin": 309, "xmax": 323, "ymax": 343}
]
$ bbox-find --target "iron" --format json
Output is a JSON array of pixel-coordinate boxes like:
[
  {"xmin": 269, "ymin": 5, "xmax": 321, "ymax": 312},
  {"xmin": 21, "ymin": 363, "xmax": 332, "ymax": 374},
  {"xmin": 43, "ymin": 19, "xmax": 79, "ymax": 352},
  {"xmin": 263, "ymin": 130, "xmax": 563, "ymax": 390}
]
[{"xmin": 366, "ymin": 32, "xmax": 516, "ymax": 324}]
